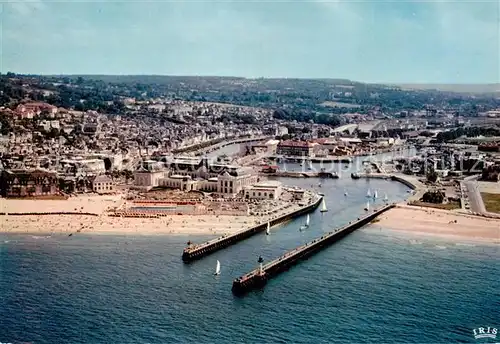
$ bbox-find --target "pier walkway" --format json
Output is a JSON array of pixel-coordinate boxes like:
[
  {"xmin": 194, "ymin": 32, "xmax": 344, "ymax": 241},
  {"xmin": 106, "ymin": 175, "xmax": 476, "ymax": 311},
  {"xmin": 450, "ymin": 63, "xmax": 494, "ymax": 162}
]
[
  {"xmin": 232, "ymin": 203, "xmax": 395, "ymax": 295},
  {"xmin": 182, "ymin": 195, "xmax": 323, "ymax": 262}
]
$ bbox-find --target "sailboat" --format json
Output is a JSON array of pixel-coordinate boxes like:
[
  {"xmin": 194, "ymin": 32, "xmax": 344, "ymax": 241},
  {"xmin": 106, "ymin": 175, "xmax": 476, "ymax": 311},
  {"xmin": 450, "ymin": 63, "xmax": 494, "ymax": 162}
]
[
  {"xmin": 373, "ymin": 190, "xmax": 378, "ymax": 199},
  {"xmin": 344, "ymin": 189, "xmax": 348, "ymax": 196},
  {"xmin": 214, "ymin": 260, "xmax": 221, "ymax": 275},
  {"xmin": 383, "ymin": 193, "xmax": 389, "ymax": 202},
  {"xmin": 266, "ymin": 222, "xmax": 270, "ymax": 235},
  {"xmin": 364, "ymin": 201, "xmax": 370, "ymax": 211},
  {"xmin": 300, "ymin": 214, "xmax": 310, "ymax": 231},
  {"xmin": 320, "ymin": 198, "xmax": 328, "ymax": 212},
  {"xmin": 318, "ymin": 182, "xmax": 322, "ymax": 187},
  {"xmin": 366, "ymin": 189, "xmax": 372, "ymax": 198},
  {"xmin": 308, "ymin": 160, "xmax": 313, "ymax": 170}
]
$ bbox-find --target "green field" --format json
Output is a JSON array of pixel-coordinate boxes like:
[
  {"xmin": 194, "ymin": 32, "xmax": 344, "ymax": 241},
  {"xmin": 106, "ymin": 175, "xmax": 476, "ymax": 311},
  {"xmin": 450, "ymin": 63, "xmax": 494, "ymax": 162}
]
[{"xmin": 480, "ymin": 193, "xmax": 500, "ymax": 214}]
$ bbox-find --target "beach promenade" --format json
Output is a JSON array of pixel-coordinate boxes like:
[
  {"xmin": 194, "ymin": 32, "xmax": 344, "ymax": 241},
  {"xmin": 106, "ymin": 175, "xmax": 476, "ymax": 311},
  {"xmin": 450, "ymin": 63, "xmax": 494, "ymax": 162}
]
[{"xmin": 0, "ymin": 195, "xmax": 262, "ymax": 235}]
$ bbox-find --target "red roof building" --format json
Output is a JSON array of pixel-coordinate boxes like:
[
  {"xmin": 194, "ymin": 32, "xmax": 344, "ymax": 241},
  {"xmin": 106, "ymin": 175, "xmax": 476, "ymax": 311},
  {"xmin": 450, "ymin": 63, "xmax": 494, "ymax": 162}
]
[
  {"xmin": 16, "ymin": 102, "xmax": 58, "ymax": 119},
  {"xmin": 277, "ymin": 140, "xmax": 314, "ymax": 157}
]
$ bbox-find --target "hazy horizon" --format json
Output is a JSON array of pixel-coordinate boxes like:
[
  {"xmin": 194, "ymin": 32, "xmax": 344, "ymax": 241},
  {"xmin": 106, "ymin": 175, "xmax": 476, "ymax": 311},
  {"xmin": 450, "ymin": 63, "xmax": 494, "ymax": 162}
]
[
  {"xmin": 2, "ymin": 0, "xmax": 499, "ymax": 84},
  {"xmin": 5, "ymin": 72, "xmax": 499, "ymax": 94}
]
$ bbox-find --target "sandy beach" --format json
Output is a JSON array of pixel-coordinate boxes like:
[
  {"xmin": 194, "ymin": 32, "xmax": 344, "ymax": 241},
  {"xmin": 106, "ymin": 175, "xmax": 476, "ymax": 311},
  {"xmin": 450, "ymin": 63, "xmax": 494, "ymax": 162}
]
[
  {"xmin": 0, "ymin": 196, "xmax": 260, "ymax": 235},
  {"xmin": 372, "ymin": 204, "xmax": 500, "ymax": 244}
]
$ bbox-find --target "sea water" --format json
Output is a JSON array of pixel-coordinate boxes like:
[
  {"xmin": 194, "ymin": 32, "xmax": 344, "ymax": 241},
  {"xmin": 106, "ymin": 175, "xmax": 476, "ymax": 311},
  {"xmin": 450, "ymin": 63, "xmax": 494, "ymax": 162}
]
[{"xmin": 1, "ymin": 172, "xmax": 499, "ymax": 343}]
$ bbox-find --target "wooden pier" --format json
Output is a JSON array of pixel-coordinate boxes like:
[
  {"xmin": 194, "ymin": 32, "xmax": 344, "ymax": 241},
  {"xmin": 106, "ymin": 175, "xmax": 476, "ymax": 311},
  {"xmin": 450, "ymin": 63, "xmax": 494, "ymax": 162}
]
[
  {"xmin": 231, "ymin": 203, "xmax": 396, "ymax": 296},
  {"xmin": 182, "ymin": 196, "xmax": 323, "ymax": 262}
]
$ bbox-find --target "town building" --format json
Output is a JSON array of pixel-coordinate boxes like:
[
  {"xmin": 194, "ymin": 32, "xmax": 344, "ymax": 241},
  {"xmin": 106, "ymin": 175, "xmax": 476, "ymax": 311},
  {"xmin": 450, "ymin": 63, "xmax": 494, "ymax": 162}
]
[
  {"xmin": 133, "ymin": 157, "xmax": 258, "ymax": 194},
  {"xmin": 16, "ymin": 102, "xmax": 58, "ymax": 119},
  {"xmin": 60, "ymin": 158, "xmax": 107, "ymax": 175},
  {"xmin": 0, "ymin": 169, "xmax": 59, "ymax": 197},
  {"xmin": 243, "ymin": 181, "xmax": 283, "ymax": 200},
  {"xmin": 276, "ymin": 140, "xmax": 314, "ymax": 157},
  {"xmin": 92, "ymin": 175, "xmax": 115, "ymax": 194}
]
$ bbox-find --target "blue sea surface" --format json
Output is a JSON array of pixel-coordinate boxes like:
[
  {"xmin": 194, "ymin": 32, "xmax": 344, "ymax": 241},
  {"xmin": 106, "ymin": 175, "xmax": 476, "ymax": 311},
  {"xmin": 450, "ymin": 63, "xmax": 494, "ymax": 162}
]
[{"xmin": 1, "ymin": 157, "xmax": 499, "ymax": 343}]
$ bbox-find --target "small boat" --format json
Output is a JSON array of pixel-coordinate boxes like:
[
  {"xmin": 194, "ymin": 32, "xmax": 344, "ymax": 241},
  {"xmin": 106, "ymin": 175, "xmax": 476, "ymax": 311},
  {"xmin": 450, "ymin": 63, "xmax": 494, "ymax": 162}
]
[
  {"xmin": 344, "ymin": 192, "xmax": 348, "ymax": 196},
  {"xmin": 318, "ymin": 182, "xmax": 322, "ymax": 187},
  {"xmin": 318, "ymin": 192, "xmax": 325, "ymax": 196},
  {"xmin": 214, "ymin": 260, "xmax": 221, "ymax": 275},
  {"xmin": 373, "ymin": 190, "xmax": 378, "ymax": 199},
  {"xmin": 68, "ymin": 233, "xmax": 73, "ymax": 237},
  {"xmin": 266, "ymin": 222, "xmax": 270, "ymax": 235},
  {"xmin": 383, "ymin": 193, "xmax": 389, "ymax": 202},
  {"xmin": 364, "ymin": 201, "xmax": 370, "ymax": 211},
  {"xmin": 300, "ymin": 214, "xmax": 310, "ymax": 231},
  {"xmin": 366, "ymin": 189, "xmax": 371, "ymax": 198},
  {"xmin": 320, "ymin": 198, "xmax": 328, "ymax": 212},
  {"xmin": 308, "ymin": 161, "xmax": 313, "ymax": 170}
]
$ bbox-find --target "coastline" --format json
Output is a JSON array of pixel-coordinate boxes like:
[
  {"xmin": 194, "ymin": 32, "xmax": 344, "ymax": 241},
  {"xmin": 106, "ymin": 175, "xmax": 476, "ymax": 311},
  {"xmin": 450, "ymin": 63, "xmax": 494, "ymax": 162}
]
[
  {"xmin": 0, "ymin": 195, "xmax": 260, "ymax": 236},
  {"xmin": 3, "ymin": 193, "xmax": 499, "ymax": 243},
  {"xmin": 0, "ymin": 213, "xmax": 259, "ymax": 236},
  {"xmin": 371, "ymin": 204, "xmax": 500, "ymax": 244}
]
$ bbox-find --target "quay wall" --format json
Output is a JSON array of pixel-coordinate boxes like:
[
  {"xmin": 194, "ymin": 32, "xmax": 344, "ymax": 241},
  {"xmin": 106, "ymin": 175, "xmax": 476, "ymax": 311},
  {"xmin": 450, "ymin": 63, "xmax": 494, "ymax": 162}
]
[
  {"xmin": 273, "ymin": 156, "xmax": 353, "ymax": 163},
  {"xmin": 173, "ymin": 135, "xmax": 270, "ymax": 155},
  {"xmin": 351, "ymin": 173, "xmax": 418, "ymax": 190},
  {"xmin": 232, "ymin": 204, "xmax": 395, "ymax": 295},
  {"xmin": 351, "ymin": 173, "xmax": 389, "ymax": 180},
  {"xmin": 182, "ymin": 196, "xmax": 323, "ymax": 262},
  {"xmin": 390, "ymin": 176, "xmax": 417, "ymax": 190},
  {"xmin": 264, "ymin": 171, "xmax": 338, "ymax": 179}
]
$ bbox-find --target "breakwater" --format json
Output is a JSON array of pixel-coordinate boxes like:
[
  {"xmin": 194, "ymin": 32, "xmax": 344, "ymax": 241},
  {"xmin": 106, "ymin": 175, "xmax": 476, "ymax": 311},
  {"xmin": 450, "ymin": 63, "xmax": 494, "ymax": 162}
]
[
  {"xmin": 231, "ymin": 204, "xmax": 396, "ymax": 296},
  {"xmin": 182, "ymin": 195, "xmax": 323, "ymax": 262}
]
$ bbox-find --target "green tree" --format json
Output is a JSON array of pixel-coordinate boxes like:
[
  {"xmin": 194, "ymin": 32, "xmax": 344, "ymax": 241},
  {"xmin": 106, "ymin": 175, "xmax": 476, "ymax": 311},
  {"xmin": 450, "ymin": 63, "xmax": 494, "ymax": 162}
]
[{"xmin": 426, "ymin": 170, "xmax": 439, "ymax": 183}]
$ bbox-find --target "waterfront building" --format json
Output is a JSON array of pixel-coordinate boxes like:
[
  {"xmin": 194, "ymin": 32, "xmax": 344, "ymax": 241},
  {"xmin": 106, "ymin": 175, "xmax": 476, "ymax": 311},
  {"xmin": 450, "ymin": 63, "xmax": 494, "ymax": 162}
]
[
  {"xmin": 92, "ymin": 175, "xmax": 115, "ymax": 194},
  {"xmin": 243, "ymin": 181, "xmax": 283, "ymax": 200},
  {"xmin": 134, "ymin": 161, "xmax": 166, "ymax": 189},
  {"xmin": 277, "ymin": 140, "xmax": 314, "ymax": 157},
  {"xmin": 133, "ymin": 157, "xmax": 258, "ymax": 194},
  {"xmin": 0, "ymin": 169, "xmax": 59, "ymax": 197},
  {"xmin": 252, "ymin": 139, "xmax": 280, "ymax": 154}
]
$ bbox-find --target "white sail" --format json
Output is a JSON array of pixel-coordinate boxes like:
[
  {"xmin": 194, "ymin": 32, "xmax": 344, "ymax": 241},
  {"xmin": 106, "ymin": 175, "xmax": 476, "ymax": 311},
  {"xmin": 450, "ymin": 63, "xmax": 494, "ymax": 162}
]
[
  {"xmin": 374, "ymin": 190, "xmax": 378, "ymax": 199},
  {"xmin": 266, "ymin": 222, "xmax": 270, "ymax": 235},
  {"xmin": 215, "ymin": 260, "xmax": 221, "ymax": 275},
  {"xmin": 320, "ymin": 198, "xmax": 328, "ymax": 212},
  {"xmin": 367, "ymin": 189, "xmax": 371, "ymax": 197},
  {"xmin": 384, "ymin": 193, "xmax": 388, "ymax": 201},
  {"xmin": 306, "ymin": 214, "xmax": 310, "ymax": 226},
  {"xmin": 365, "ymin": 201, "xmax": 370, "ymax": 211}
]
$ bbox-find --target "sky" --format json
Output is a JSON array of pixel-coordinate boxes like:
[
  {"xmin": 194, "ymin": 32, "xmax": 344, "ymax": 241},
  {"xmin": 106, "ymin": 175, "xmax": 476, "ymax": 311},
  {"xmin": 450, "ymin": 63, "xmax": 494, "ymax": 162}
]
[{"xmin": 0, "ymin": 0, "xmax": 499, "ymax": 84}]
